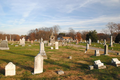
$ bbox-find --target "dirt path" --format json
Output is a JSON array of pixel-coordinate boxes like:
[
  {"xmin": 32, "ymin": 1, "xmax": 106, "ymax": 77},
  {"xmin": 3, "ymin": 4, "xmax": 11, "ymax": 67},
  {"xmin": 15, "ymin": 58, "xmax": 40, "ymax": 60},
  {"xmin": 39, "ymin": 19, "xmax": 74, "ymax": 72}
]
[{"xmin": 68, "ymin": 44, "xmax": 118, "ymax": 54}]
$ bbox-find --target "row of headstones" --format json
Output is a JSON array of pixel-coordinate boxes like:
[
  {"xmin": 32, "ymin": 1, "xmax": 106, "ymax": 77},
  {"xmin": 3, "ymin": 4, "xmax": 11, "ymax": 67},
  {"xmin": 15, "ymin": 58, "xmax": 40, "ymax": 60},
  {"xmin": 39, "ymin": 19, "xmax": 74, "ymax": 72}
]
[
  {"xmin": 89, "ymin": 58, "xmax": 120, "ymax": 70},
  {"xmin": 86, "ymin": 44, "xmax": 109, "ymax": 55}
]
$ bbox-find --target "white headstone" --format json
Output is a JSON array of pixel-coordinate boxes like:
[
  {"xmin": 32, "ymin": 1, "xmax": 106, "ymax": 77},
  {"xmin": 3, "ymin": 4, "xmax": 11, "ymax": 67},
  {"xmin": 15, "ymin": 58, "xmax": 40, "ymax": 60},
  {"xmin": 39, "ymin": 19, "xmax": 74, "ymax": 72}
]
[
  {"xmin": 55, "ymin": 42, "xmax": 59, "ymax": 49},
  {"xmin": 97, "ymin": 40, "xmax": 99, "ymax": 43},
  {"xmin": 5, "ymin": 62, "xmax": 16, "ymax": 76},
  {"xmin": 95, "ymin": 50, "xmax": 100, "ymax": 56},
  {"xmin": 39, "ymin": 38, "xmax": 47, "ymax": 59},
  {"xmin": 5, "ymin": 36, "xmax": 8, "ymax": 41},
  {"xmin": 86, "ymin": 44, "xmax": 89, "ymax": 51},
  {"xmin": 89, "ymin": 38, "xmax": 91, "ymax": 45},
  {"xmin": 104, "ymin": 39, "xmax": 106, "ymax": 45},
  {"xmin": 33, "ymin": 54, "xmax": 43, "ymax": 74},
  {"xmin": 19, "ymin": 37, "xmax": 25, "ymax": 46},
  {"xmin": 109, "ymin": 36, "xmax": 113, "ymax": 47}
]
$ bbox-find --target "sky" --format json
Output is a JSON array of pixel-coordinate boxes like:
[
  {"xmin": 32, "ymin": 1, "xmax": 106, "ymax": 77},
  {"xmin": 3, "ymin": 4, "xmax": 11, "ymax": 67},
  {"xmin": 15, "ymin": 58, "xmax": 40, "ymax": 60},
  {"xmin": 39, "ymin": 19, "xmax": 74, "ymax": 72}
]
[{"xmin": 0, "ymin": 0, "xmax": 120, "ymax": 35}]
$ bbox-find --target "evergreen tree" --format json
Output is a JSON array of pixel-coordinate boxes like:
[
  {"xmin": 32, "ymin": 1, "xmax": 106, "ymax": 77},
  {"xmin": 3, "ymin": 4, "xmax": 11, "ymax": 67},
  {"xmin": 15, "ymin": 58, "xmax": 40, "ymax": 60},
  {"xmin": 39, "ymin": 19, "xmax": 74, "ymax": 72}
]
[
  {"xmin": 115, "ymin": 33, "xmax": 120, "ymax": 43},
  {"xmin": 86, "ymin": 30, "xmax": 98, "ymax": 42}
]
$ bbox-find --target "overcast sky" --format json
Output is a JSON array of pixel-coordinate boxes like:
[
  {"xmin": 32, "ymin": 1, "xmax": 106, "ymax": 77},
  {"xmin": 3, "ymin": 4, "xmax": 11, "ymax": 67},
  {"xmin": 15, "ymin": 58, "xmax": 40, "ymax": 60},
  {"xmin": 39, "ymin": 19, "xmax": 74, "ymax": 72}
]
[{"xmin": 0, "ymin": 0, "xmax": 120, "ymax": 35}]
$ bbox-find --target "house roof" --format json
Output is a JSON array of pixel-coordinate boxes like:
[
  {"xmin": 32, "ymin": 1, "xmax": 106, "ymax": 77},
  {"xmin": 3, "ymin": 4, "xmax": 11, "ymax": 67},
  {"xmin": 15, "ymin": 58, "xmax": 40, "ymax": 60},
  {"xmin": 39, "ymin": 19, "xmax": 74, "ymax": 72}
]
[{"xmin": 62, "ymin": 37, "xmax": 72, "ymax": 39}]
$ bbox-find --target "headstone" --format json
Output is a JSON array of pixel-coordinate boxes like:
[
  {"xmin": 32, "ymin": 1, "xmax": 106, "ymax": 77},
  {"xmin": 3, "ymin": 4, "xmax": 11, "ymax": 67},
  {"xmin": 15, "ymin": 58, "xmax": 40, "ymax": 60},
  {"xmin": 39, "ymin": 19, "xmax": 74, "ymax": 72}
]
[
  {"xmin": 31, "ymin": 40, "xmax": 33, "ymax": 44},
  {"xmin": 55, "ymin": 42, "xmax": 59, "ymax": 49},
  {"xmin": 5, "ymin": 62, "xmax": 16, "ymax": 76},
  {"xmin": 89, "ymin": 38, "xmax": 91, "ymax": 45},
  {"xmin": 94, "ymin": 60, "xmax": 106, "ymax": 69},
  {"xmin": 68, "ymin": 56, "xmax": 72, "ymax": 59},
  {"xmin": 57, "ymin": 70, "xmax": 64, "ymax": 75},
  {"xmin": 0, "ymin": 40, "xmax": 9, "ymax": 50},
  {"xmin": 19, "ymin": 37, "xmax": 25, "ymax": 46},
  {"xmin": 89, "ymin": 65, "xmax": 94, "ymax": 70},
  {"xmin": 15, "ymin": 45, "xmax": 18, "ymax": 47},
  {"xmin": 49, "ymin": 33, "xmax": 55, "ymax": 46},
  {"xmin": 111, "ymin": 58, "xmax": 120, "ymax": 67},
  {"xmin": 51, "ymin": 47, "xmax": 53, "ymax": 49},
  {"xmin": 39, "ymin": 38, "xmax": 47, "ymax": 59},
  {"xmin": 104, "ymin": 39, "xmax": 106, "ymax": 45},
  {"xmin": 33, "ymin": 54, "xmax": 43, "ymax": 74},
  {"xmin": 104, "ymin": 45, "xmax": 109, "ymax": 55},
  {"xmin": 117, "ymin": 53, "xmax": 120, "ymax": 55},
  {"xmin": 86, "ymin": 44, "xmax": 89, "ymax": 51},
  {"xmin": 76, "ymin": 39, "xmax": 78, "ymax": 44},
  {"xmin": 97, "ymin": 40, "xmax": 99, "ymax": 43},
  {"xmin": 109, "ymin": 36, "xmax": 113, "ymax": 47},
  {"xmin": 5, "ymin": 36, "xmax": 8, "ymax": 41},
  {"xmin": 94, "ymin": 50, "xmax": 100, "ymax": 56}
]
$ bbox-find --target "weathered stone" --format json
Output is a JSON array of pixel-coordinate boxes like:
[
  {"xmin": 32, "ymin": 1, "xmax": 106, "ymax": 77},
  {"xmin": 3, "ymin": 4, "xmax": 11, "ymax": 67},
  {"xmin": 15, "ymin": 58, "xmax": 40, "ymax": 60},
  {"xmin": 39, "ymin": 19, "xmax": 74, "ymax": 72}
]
[
  {"xmin": 51, "ymin": 47, "xmax": 53, "ymax": 49},
  {"xmin": 15, "ymin": 45, "xmax": 18, "ymax": 47},
  {"xmin": 33, "ymin": 54, "xmax": 43, "ymax": 74},
  {"xmin": 5, "ymin": 62, "xmax": 16, "ymax": 76},
  {"xmin": 94, "ymin": 50, "xmax": 100, "ymax": 56},
  {"xmin": 89, "ymin": 39, "xmax": 91, "ymax": 45},
  {"xmin": 39, "ymin": 38, "xmax": 47, "ymax": 59},
  {"xmin": 50, "ymin": 33, "xmax": 55, "ymax": 46},
  {"xmin": 55, "ymin": 42, "xmax": 59, "ymax": 49},
  {"xmin": 109, "ymin": 36, "xmax": 113, "ymax": 47},
  {"xmin": 89, "ymin": 65, "xmax": 94, "ymax": 70},
  {"xmin": 19, "ymin": 37, "xmax": 25, "ymax": 46},
  {"xmin": 104, "ymin": 39, "xmax": 106, "ymax": 45},
  {"xmin": 57, "ymin": 70, "xmax": 64, "ymax": 75},
  {"xmin": 0, "ymin": 40, "xmax": 9, "ymax": 50},
  {"xmin": 94, "ymin": 60, "xmax": 106, "ymax": 69},
  {"xmin": 68, "ymin": 56, "xmax": 72, "ymax": 59},
  {"xmin": 97, "ymin": 40, "xmax": 99, "ymax": 43},
  {"xmin": 104, "ymin": 45, "xmax": 109, "ymax": 55},
  {"xmin": 86, "ymin": 44, "xmax": 89, "ymax": 51},
  {"xmin": 117, "ymin": 53, "xmax": 120, "ymax": 55},
  {"xmin": 111, "ymin": 58, "xmax": 120, "ymax": 67}
]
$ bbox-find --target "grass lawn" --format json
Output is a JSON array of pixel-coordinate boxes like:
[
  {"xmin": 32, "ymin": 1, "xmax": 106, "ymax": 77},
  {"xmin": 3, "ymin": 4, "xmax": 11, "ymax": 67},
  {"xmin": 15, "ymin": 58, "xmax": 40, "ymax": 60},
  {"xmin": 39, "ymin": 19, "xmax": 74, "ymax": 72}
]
[{"xmin": 0, "ymin": 42, "xmax": 120, "ymax": 80}]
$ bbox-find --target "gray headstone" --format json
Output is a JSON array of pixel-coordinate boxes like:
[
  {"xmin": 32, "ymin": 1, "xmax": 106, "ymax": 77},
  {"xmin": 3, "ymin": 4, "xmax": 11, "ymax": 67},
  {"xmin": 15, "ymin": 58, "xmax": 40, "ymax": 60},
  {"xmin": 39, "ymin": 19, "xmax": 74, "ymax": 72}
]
[
  {"xmin": 0, "ymin": 40, "xmax": 9, "ymax": 50},
  {"xmin": 104, "ymin": 45, "xmax": 109, "ymax": 55}
]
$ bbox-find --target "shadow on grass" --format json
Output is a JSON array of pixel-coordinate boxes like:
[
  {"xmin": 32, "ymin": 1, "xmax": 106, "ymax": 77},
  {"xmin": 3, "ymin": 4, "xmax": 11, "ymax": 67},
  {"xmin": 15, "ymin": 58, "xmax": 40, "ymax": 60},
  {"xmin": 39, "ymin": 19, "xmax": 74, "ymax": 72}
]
[
  {"xmin": 5, "ymin": 50, "xmax": 35, "ymax": 58},
  {"xmin": 44, "ymin": 59, "xmax": 70, "ymax": 70},
  {"xmin": 0, "ymin": 59, "xmax": 33, "ymax": 72}
]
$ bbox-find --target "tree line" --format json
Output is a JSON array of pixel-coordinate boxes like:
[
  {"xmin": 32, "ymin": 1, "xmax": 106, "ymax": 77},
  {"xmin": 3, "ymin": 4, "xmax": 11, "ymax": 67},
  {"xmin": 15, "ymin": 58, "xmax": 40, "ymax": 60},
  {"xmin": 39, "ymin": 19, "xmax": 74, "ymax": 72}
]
[{"xmin": 0, "ymin": 22, "xmax": 120, "ymax": 43}]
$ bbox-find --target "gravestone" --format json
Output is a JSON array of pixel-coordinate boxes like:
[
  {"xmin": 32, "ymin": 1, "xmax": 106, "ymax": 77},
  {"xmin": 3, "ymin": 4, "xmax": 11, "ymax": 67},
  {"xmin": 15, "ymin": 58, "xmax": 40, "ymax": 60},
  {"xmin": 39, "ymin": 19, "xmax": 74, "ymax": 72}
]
[
  {"xmin": 109, "ymin": 36, "xmax": 113, "ymax": 47},
  {"xmin": 5, "ymin": 36, "xmax": 8, "ymax": 41},
  {"xmin": 5, "ymin": 62, "xmax": 16, "ymax": 76},
  {"xmin": 0, "ymin": 40, "xmax": 9, "ymax": 50},
  {"xmin": 86, "ymin": 44, "xmax": 89, "ymax": 51},
  {"xmin": 57, "ymin": 70, "xmax": 64, "ymax": 75},
  {"xmin": 51, "ymin": 47, "xmax": 53, "ymax": 49},
  {"xmin": 94, "ymin": 50, "xmax": 100, "ymax": 56},
  {"xmin": 104, "ymin": 45, "xmax": 109, "ymax": 55},
  {"xmin": 19, "ymin": 37, "xmax": 25, "ymax": 46},
  {"xmin": 89, "ymin": 65, "xmax": 94, "ymax": 70},
  {"xmin": 68, "ymin": 56, "xmax": 72, "ymax": 59},
  {"xmin": 49, "ymin": 33, "xmax": 55, "ymax": 46},
  {"xmin": 33, "ymin": 54, "xmax": 43, "ymax": 74},
  {"xmin": 104, "ymin": 39, "xmax": 106, "ymax": 45},
  {"xmin": 31, "ymin": 40, "xmax": 33, "ymax": 44},
  {"xmin": 97, "ymin": 40, "xmax": 99, "ymax": 43},
  {"xmin": 55, "ymin": 42, "xmax": 59, "ymax": 49},
  {"xmin": 39, "ymin": 38, "xmax": 47, "ymax": 59},
  {"xmin": 89, "ymin": 38, "xmax": 91, "ymax": 45}
]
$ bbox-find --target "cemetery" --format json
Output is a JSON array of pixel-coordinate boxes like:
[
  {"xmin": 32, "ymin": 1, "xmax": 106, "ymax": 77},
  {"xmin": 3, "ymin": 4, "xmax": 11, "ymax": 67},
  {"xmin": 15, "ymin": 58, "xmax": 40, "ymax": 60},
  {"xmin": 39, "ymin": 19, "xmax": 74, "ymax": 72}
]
[{"xmin": 0, "ymin": 38, "xmax": 120, "ymax": 80}]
